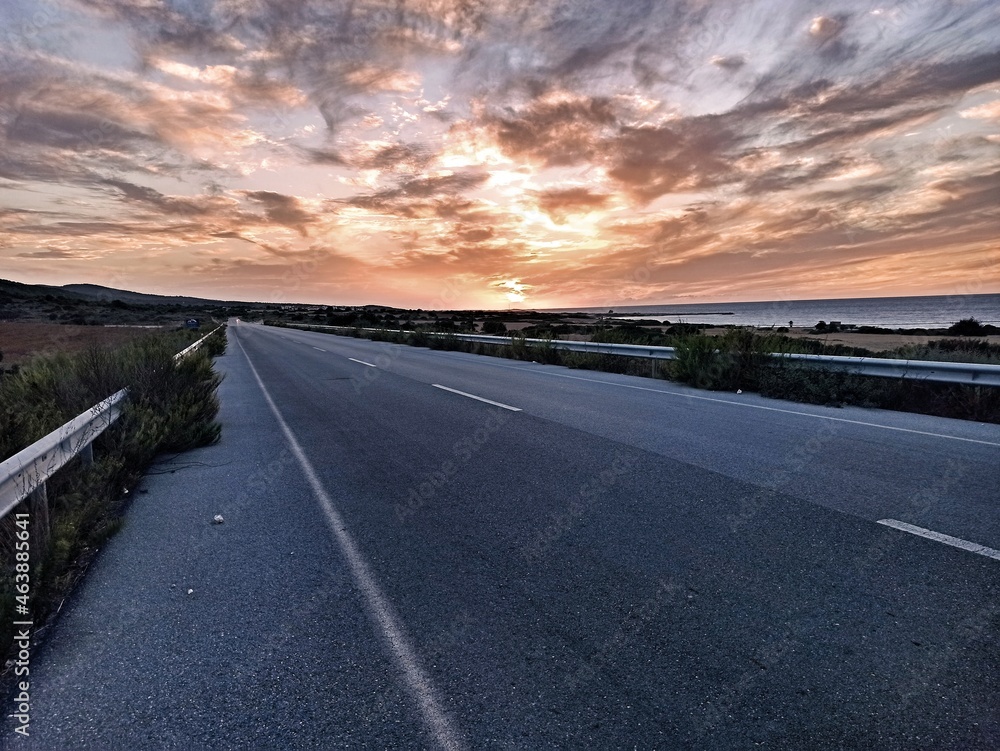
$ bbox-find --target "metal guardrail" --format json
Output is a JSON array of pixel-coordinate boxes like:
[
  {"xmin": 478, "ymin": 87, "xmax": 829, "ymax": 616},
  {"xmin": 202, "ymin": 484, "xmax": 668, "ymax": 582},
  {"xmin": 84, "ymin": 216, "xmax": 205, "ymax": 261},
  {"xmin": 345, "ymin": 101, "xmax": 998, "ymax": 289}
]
[
  {"xmin": 0, "ymin": 325, "xmax": 226, "ymax": 525},
  {"xmin": 773, "ymin": 353, "xmax": 1000, "ymax": 387},
  {"xmin": 174, "ymin": 324, "xmax": 224, "ymax": 361},
  {"xmin": 436, "ymin": 333, "xmax": 680, "ymax": 361},
  {"xmin": 278, "ymin": 323, "xmax": 1000, "ymax": 387},
  {"xmin": 0, "ymin": 390, "xmax": 127, "ymax": 523}
]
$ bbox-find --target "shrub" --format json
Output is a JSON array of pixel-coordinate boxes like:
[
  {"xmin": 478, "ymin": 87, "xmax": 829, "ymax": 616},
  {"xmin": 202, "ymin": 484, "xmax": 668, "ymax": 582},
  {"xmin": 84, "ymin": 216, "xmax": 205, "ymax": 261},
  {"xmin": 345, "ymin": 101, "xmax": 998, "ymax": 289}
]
[
  {"xmin": 671, "ymin": 329, "xmax": 788, "ymax": 391},
  {"xmin": 759, "ymin": 364, "xmax": 1000, "ymax": 422},
  {"xmin": 0, "ymin": 328, "xmax": 225, "ymax": 660},
  {"xmin": 947, "ymin": 317, "xmax": 998, "ymax": 336},
  {"xmin": 508, "ymin": 333, "xmax": 530, "ymax": 361},
  {"xmin": 406, "ymin": 330, "xmax": 430, "ymax": 347},
  {"xmin": 759, "ymin": 366, "xmax": 892, "ymax": 408}
]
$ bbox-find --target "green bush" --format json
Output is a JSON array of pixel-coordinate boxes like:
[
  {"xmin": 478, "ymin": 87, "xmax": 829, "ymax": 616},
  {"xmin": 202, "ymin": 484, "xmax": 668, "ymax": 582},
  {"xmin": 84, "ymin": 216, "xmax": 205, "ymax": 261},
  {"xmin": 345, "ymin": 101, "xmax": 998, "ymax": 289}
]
[
  {"xmin": 427, "ymin": 333, "xmax": 465, "ymax": 351},
  {"xmin": 759, "ymin": 364, "xmax": 1000, "ymax": 421},
  {"xmin": 406, "ymin": 330, "xmax": 430, "ymax": 347},
  {"xmin": 671, "ymin": 329, "xmax": 788, "ymax": 391},
  {"xmin": 482, "ymin": 319, "xmax": 507, "ymax": 335},
  {"xmin": 530, "ymin": 337, "xmax": 562, "ymax": 365},
  {"xmin": 758, "ymin": 366, "xmax": 893, "ymax": 408},
  {"xmin": 0, "ymin": 327, "xmax": 226, "ymax": 659},
  {"xmin": 947, "ymin": 317, "xmax": 999, "ymax": 336}
]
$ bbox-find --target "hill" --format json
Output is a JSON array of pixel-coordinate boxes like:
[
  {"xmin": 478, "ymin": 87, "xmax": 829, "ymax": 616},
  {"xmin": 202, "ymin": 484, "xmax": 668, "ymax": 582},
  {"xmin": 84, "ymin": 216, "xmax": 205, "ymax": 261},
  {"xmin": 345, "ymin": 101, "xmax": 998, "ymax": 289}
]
[
  {"xmin": 60, "ymin": 284, "xmax": 226, "ymax": 307},
  {"xmin": 0, "ymin": 278, "xmax": 252, "ymax": 327},
  {"xmin": 0, "ymin": 279, "xmax": 256, "ymax": 307}
]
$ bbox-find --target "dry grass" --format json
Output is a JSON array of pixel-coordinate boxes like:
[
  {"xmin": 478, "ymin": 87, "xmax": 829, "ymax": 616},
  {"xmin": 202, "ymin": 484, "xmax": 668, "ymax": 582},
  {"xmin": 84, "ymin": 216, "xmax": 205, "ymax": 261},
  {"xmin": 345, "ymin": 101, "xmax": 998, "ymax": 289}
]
[
  {"xmin": 698, "ymin": 327, "xmax": 1000, "ymax": 352},
  {"xmin": 0, "ymin": 323, "xmax": 167, "ymax": 366}
]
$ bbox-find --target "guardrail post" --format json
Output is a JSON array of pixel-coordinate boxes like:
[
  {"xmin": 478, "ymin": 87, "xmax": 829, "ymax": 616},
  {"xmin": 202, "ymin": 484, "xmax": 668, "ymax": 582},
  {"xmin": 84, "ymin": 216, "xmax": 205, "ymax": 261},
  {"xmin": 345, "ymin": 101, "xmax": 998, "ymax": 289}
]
[
  {"xmin": 81, "ymin": 442, "xmax": 94, "ymax": 467},
  {"xmin": 28, "ymin": 483, "xmax": 50, "ymax": 558}
]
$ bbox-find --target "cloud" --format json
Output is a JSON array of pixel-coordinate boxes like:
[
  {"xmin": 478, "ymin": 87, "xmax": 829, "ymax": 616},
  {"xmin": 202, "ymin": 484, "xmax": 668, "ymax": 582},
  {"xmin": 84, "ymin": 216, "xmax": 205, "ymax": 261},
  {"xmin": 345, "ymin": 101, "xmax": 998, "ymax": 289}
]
[
  {"xmin": 341, "ymin": 170, "xmax": 490, "ymax": 217},
  {"xmin": 960, "ymin": 99, "xmax": 1000, "ymax": 121},
  {"xmin": 6, "ymin": 103, "xmax": 151, "ymax": 152},
  {"xmin": 741, "ymin": 158, "xmax": 847, "ymax": 195},
  {"xmin": 711, "ymin": 55, "xmax": 746, "ymax": 71},
  {"xmin": 347, "ymin": 141, "xmax": 433, "ymax": 172},
  {"xmin": 0, "ymin": 52, "xmax": 265, "ymax": 190},
  {"xmin": 482, "ymin": 93, "xmax": 618, "ymax": 167},
  {"xmin": 299, "ymin": 147, "xmax": 346, "ymax": 166},
  {"xmin": 901, "ymin": 170, "xmax": 1000, "ymax": 235},
  {"xmin": 398, "ymin": 171, "xmax": 489, "ymax": 197},
  {"xmin": 240, "ymin": 191, "xmax": 316, "ymax": 235},
  {"xmin": 343, "ymin": 64, "xmax": 421, "ymax": 94},
  {"xmin": 454, "ymin": 225, "xmax": 495, "ymax": 243},
  {"xmin": 102, "ymin": 179, "xmax": 217, "ymax": 216},
  {"xmin": 607, "ymin": 117, "xmax": 742, "ymax": 202},
  {"xmin": 73, "ymin": 0, "xmax": 246, "ymax": 55},
  {"xmin": 810, "ymin": 51, "xmax": 1000, "ymax": 116},
  {"xmin": 15, "ymin": 248, "xmax": 78, "ymax": 259},
  {"xmin": 788, "ymin": 107, "xmax": 942, "ymax": 151},
  {"xmin": 534, "ymin": 187, "xmax": 610, "ymax": 222},
  {"xmin": 808, "ymin": 16, "xmax": 845, "ymax": 43},
  {"xmin": 149, "ymin": 57, "xmax": 307, "ymax": 110},
  {"xmin": 10, "ymin": 220, "xmax": 203, "ymax": 237}
]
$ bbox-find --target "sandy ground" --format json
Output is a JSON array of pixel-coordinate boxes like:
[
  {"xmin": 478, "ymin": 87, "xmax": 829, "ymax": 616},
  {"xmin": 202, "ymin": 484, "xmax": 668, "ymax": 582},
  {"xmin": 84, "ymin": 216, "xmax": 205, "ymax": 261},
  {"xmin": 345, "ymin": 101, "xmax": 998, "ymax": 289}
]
[
  {"xmin": 0, "ymin": 323, "xmax": 168, "ymax": 365},
  {"xmin": 491, "ymin": 319, "xmax": 1000, "ymax": 353},
  {"xmin": 700, "ymin": 327, "xmax": 1000, "ymax": 352}
]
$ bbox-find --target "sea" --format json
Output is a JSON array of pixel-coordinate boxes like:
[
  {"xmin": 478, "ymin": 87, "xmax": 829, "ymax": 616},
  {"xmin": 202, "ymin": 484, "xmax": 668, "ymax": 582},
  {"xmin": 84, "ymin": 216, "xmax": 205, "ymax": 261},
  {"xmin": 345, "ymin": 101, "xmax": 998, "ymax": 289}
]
[{"xmin": 552, "ymin": 293, "xmax": 1000, "ymax": 329}]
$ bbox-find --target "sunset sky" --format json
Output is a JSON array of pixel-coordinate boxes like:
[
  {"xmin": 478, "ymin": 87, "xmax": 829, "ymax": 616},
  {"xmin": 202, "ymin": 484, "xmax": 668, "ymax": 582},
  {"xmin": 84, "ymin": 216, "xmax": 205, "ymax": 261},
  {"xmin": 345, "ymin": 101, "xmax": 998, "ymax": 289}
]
[{"xmin": 1, "ymin": 0, "xmax": 998, "ymax": 309}]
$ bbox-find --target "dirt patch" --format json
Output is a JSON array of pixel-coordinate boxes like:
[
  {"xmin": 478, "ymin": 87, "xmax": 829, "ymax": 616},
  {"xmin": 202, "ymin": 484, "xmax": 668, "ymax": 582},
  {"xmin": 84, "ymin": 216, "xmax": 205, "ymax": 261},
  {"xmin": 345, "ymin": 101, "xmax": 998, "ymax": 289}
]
[
  {"xmin": 692, "ymin": 327, "xmax": 1000, "ymax": 352},
  {"xmin": 774, "ymin": 329, "xmax": 1000, "ymax": 353},
  {"xmin": 0, "ymin": 323, "xmax": 168, "ymax": 366}
]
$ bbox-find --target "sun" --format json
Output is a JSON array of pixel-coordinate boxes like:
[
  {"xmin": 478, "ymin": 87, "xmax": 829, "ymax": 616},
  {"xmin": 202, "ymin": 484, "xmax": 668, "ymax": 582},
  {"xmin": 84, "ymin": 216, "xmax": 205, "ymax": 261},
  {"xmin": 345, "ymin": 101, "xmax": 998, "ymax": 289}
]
[{"xmin": 496, "ymin": 279, "xmax": 528, "ymax": 304}]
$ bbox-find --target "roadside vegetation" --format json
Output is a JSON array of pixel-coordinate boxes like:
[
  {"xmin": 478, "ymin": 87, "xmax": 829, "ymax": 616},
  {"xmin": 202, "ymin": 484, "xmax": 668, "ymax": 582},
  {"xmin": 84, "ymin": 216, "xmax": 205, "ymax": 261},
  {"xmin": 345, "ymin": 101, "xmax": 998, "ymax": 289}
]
[
  {"xmin": 756, "ymin": 332, "xmax": 1000, "ymax": 423},
  {"xmin": 267, "ymin": 319, "xmax": 1000, "ymax": 424},
  {"xmin": 0, "ymin": 326, "xmax": 227, "ymax": 664}
]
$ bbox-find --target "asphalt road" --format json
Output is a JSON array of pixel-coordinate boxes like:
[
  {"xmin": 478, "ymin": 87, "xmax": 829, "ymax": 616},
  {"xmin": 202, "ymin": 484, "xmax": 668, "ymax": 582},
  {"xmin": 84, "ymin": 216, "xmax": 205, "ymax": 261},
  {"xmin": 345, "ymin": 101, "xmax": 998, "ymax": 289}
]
[{"xmin": 5, "ymin": 320, "xmax": 998, "ymax": 749}]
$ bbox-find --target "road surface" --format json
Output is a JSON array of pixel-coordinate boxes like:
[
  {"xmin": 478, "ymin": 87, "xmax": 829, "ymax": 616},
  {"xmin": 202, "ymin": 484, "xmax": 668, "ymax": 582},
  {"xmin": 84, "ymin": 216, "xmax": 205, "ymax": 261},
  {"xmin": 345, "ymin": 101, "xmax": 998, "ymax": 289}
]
[{"xmin": 5, "ymin": 320, "xmax": 997, "ymax": 749}]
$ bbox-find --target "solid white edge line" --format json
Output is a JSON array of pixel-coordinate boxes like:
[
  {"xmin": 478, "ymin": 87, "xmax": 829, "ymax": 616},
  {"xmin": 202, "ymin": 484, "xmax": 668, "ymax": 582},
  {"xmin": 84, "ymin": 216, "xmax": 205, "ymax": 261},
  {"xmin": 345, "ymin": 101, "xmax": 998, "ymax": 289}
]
[
  {"xmin": 431, "ymin": 384, "xmax": 522, "ymax": 411},
  {"xmin": 476, "ymin": 361, "xmax": 1000, "ymax": 448},
  {"xmin": 234, "ymin": 333, "xmax": 463, "ymax": 751},
  {"xmin": 877, "ymin": 519, "xmax": 1000, "ymax": 561},
  {"xmin": 349, "ymin": 357, "xmax": 376, "ymax": 367}
]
